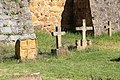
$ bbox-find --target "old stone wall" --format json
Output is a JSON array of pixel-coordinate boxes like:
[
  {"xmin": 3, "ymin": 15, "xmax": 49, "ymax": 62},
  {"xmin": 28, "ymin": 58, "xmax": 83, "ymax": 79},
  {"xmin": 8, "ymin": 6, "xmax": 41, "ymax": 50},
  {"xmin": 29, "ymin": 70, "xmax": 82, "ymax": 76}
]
[
  {"xmin": 73, "ymin": 0, "xmax": 120, "ymax": 35},
  {"xmin": 0, "ymin": 0, "xmax": 35, "ymax": 45},
  {"xmin": 90, "ymin": 0, "xmax": 120, "ymax": 35},
  {"xmin": 29, "ymin": 0, "xmax": 66, "ymax": 32},
  {"xmin": 30, "ymin": 0, "xmax": 120, "ymax": 35}
]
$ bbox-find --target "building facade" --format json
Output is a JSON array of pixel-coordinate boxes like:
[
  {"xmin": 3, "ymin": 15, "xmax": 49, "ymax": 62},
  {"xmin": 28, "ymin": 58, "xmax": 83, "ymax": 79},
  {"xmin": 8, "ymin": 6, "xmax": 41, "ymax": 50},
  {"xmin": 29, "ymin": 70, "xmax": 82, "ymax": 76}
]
[{"xmin": 30, "ymin": 0, "xmax": 120, "ymax": 35}]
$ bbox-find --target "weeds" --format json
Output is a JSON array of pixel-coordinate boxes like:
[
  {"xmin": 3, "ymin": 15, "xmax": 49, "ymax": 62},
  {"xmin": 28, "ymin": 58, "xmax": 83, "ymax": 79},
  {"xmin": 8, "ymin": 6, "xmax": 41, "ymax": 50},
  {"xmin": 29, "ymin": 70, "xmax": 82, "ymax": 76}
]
[{"xmin": 0, "ymin": 44, "xmax": 14, "ymax": 62}]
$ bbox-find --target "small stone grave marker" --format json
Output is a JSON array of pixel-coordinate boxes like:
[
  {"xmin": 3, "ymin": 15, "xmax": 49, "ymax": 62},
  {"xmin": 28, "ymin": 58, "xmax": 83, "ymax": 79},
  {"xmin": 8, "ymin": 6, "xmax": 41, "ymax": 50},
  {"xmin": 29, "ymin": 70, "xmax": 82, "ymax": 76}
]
[
  {"xmin": 52, "ymin": 27, "xmax": 69, "ymax": 57},
  {"xmin": 52, "ymin": 27, "xmax": 65, "ymax": 49},
  {"xmin": 15, "ymin": 39, "xmax": 37, "ymax": 60},
  {"xmin": 104, "ymin": 21, "xmax": 113, "ymax": 37},
  {"xmin": 76, "ymin": 19, "xmax": 93, "ymax": 49}
]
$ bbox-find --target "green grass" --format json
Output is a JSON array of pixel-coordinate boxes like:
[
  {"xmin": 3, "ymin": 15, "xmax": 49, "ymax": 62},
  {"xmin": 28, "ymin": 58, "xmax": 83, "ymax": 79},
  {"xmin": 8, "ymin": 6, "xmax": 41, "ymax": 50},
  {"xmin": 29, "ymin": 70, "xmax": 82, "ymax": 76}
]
[
  {"xmin": 0, "ymin": 44, "xmax": 14, "ymax": 62},
  {"xmin": 0, "ymin": 31, "xmax": 120, "ymax": 80},
  {"xmin": 36, "ymin": 31, "xmax": 56, "ymax": 53}
]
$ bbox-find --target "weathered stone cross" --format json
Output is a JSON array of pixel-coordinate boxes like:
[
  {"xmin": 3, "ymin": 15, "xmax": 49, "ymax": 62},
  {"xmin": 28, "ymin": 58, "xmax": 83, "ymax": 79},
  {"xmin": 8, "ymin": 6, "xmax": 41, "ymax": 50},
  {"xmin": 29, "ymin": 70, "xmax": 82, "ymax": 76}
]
[
  {"xmin": 105, "ymin": 21, "xmax": 112, "ymax": 37},
  {"xmin": 53, "ymin": 27, "xmax": 65, "ymax": 49},
  {"xmin": 76, "ymin": 19, "xmax": 93, "ymax": 49}
]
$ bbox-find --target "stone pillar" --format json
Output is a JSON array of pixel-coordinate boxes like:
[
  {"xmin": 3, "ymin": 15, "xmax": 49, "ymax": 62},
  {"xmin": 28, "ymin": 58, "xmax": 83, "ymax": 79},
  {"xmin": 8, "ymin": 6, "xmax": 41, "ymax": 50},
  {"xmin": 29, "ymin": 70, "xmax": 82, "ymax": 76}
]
[
  {"xmin": 29, "ymin": 0, "xmax": 66, "ymax": 32},
  {"xmin": 15, "ymin": 39, "xmax": 37, "ymax": 60},
  {"xmin": 0, "ymin": 0, "xmax": 37, "ymax": 60}
]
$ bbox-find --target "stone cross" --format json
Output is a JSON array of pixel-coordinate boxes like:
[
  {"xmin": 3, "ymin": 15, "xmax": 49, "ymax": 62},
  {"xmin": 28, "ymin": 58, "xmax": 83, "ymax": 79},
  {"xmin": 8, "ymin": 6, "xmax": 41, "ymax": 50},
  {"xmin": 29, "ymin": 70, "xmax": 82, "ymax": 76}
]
[
  {"xmin": 76, "ymin": 19, "xmax": 93, "ymax": 49},
  {"xmin": 52, "ymin": 27, "xmax": 65, "ymax": 49},
  {"xmin": 105, "ymin": 21, "xmax": 112, "ymax": 37}
]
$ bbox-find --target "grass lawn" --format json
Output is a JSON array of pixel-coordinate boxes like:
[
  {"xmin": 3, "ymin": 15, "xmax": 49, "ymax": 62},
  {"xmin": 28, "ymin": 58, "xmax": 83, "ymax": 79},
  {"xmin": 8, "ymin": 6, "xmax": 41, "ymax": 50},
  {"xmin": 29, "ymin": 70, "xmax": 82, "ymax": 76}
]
[{"xmin": 0, "ymin": 31, "xmax": 120, "ymax": 80}]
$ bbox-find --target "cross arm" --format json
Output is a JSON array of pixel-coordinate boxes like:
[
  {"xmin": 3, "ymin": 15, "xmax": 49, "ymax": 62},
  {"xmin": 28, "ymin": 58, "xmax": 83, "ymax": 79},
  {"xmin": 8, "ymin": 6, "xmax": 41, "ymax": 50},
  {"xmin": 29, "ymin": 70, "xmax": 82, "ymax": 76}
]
[
  {"xmin": 104, "ymin": 26, "xmax": 113, "ymax": 29},
  {"xmin": 52, "ymin": 32, "xmax": 65, "ymax": 36},
  {"xmin": 76, "ymin": 26, "xmax": 93, "ymax": 31},
  {"xmin": 76, "ymin": 27, "xmax": 83, "ymax": 31},
  {"xmin": 86, "ymin": 27, "xmax": 93, "ymax": 30}
]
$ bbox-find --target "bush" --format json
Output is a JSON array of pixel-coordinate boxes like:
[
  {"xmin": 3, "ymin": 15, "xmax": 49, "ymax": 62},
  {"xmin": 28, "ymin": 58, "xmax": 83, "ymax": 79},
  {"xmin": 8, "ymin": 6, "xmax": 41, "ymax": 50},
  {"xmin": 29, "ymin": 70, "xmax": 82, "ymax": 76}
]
[{"xmin": 0, "ymin": 44, "xmax": 15, "ymax": 62}]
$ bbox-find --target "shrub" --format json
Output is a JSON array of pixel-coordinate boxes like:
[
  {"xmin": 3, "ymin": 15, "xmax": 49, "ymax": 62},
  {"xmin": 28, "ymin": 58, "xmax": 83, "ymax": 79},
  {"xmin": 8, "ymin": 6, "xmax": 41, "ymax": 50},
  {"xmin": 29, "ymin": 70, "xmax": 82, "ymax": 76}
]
[{"xmin": 0, "ymin": 44, "xmax": 15, "ymax": 62}]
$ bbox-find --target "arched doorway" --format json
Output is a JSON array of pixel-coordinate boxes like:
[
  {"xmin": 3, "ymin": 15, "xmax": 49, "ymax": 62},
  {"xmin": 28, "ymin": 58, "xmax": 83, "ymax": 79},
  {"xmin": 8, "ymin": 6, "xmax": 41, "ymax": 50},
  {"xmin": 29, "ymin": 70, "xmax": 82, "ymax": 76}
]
[{"xmin": 61, "ymin": 0, "xmax": 94, "ymax": 34}]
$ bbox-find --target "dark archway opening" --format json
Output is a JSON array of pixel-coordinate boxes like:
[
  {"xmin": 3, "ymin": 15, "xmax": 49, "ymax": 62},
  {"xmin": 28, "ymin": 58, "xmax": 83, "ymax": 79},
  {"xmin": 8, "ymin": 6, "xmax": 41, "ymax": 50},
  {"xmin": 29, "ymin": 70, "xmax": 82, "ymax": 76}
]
[
  {"xmin": 61, "ymin": 0, "xmax": 94, "ymax": 35},
  {"xmin": 61, "ymin": 0, "xmax": 74, "ymax": 32},
  {"xmin": 15, "ymin": 40, "xmax": 20, "ymax": 59}
]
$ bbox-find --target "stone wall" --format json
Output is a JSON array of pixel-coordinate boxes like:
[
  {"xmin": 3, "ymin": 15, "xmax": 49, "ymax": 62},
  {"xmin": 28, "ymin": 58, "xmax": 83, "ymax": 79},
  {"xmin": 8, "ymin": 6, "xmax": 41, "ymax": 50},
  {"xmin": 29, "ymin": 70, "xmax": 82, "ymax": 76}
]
[
  {"xmin": 90, "ymin": 0, "xmax": 120, "ymax": 35},
  {"xmin": 29, "ymin": 0, "xmax": 66, "ymax": 32},
  {"xmin": 30, "ymin": 0, "xmax": 120, "ymax": 35},
  {"xmin": 73, "ymin": 0, "xmax": 120, "ymax": 35},
  {"xmin": 0, "ymin": 0, "xmax": 35, "ymax": 45}
]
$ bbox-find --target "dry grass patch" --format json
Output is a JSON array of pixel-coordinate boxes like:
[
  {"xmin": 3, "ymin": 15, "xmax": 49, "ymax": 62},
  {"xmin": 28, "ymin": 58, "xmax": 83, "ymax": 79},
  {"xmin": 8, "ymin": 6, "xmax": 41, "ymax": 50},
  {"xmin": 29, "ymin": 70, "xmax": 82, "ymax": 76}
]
[{"xmin": 11, "ymin": 72, "xmax": 42, "ymax": 80}]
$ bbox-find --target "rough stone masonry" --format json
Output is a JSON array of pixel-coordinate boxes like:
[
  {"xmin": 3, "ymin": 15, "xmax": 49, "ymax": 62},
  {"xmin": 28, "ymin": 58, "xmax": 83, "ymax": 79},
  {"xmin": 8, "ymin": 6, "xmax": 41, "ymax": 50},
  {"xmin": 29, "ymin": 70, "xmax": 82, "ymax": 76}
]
[
  {"xmin": 29, "ymin": 0, "xmax": 120, "ymax": 36},
  {"xmin": 89, "ymin": 0, "xmax": 120, "ymax": 35},
  {"xmin": 0, "ymin": 0, "xmax": 119, "ymax": 43},
  {"xmin": 0, "ymin": 0, "xmax": 36, "ymax": 45},
  {"xmin": 29, "ymin": 0, "xmax": 66, "ymax": 32}
]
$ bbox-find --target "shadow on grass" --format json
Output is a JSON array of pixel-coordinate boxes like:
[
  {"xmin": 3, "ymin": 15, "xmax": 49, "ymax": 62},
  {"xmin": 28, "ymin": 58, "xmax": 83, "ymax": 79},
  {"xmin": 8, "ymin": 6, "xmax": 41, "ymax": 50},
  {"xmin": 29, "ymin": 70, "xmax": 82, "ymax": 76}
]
[
  {"xmin": 110, "ymin": 57, "xmax": 120, "ymax": 62},
  {"xmin": 68, "ymin": 45, "xmax": 76, "ymax": 51},
  {"xmin": 38, "ymin": 51, "xmax": 57, "ymax": 59},
  {"xmin": 90, "ymin": 75, "xmax": 113, "ymax": 80},
  {"xmin": 0, "ymin": 55, "xmax": 17, "ymax": 63},
  {"xmin": 0, "ymin": 51, "xmax": 57, "ymax": 63}
]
